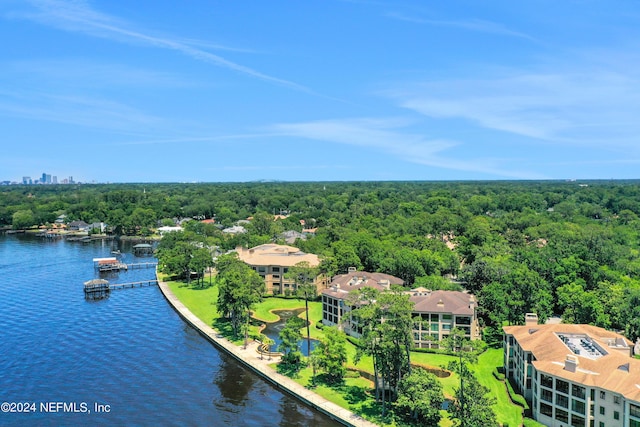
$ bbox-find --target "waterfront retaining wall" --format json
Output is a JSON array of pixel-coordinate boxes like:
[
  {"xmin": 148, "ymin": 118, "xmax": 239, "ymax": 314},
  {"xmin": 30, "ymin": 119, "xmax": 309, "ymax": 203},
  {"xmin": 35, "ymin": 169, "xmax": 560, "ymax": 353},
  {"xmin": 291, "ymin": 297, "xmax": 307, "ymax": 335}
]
[{"xmin": 156, "ymin": 276, "xmax": 378, "ymax": 427}]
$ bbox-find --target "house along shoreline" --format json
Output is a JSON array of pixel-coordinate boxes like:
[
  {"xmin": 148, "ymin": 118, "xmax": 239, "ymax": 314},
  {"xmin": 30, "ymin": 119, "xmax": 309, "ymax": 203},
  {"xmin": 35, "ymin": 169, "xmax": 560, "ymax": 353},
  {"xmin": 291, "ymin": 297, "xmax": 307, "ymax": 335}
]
[{"xmin": 156, "ymin": 275, "xmax": 378, "ymax": 427}]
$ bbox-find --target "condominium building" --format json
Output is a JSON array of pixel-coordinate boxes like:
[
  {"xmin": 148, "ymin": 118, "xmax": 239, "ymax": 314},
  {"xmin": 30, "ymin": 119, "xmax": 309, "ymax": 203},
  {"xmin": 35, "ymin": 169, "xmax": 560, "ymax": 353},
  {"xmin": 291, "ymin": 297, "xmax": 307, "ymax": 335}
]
[
  {"xmin": 321, "ymin": 269, "xmax": 404, "ymax": 336},
  {"xmin": 321, "ymin": 269, "xmax": 480, "ymax": 347},
  {"xmin": 236, "ymin": 244, "xmax": 327, "ymax": 295},
  {"xmin": 503, "ymin": 319, "xmax": 640, "ymax": 427},
  {"xmin": 409, "ymin": 287, "xmax": 480, "ymax": 347}
]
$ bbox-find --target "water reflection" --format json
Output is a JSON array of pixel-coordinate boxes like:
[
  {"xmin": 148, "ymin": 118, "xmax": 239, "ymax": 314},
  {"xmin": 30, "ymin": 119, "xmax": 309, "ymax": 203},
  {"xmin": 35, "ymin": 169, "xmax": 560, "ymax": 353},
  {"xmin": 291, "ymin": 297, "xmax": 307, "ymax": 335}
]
[
  {"xmin": 0, "ymin": 234, "xmax": 341, "ymax": 427},
  {"xmin": 213, "ymin": 356, "xmax": 257, "ymax": 405},
  {"xmin": 260, "ymin": 308, "xmax": 319, "ymax": 356}
]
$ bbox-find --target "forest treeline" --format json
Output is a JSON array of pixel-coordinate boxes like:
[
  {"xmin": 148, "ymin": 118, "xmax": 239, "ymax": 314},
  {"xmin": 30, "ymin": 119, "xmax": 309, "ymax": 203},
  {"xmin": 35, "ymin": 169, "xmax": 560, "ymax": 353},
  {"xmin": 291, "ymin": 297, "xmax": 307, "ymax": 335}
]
[{"xmin": 2, "ymin": 180, "xmax": 640, "ymax": 343}]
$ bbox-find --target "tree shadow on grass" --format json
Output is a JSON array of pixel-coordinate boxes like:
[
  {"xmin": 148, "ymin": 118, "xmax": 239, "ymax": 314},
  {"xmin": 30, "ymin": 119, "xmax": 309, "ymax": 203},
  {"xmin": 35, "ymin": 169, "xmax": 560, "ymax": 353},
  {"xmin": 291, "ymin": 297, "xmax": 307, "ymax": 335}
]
[
  {"xmin": 211, "ymin": 318, "xmax": 238, "ymax": 340},
  {"xmin": 276, "ymin": 361, "xmax": 302, "ymax": 378},
  {"xmin": 315, "ymin": 377, "xmax": 394, "ymax": 425},
  {"xmin": 190, "ymin": 283, "xmax": 214, "ymax": 290}
]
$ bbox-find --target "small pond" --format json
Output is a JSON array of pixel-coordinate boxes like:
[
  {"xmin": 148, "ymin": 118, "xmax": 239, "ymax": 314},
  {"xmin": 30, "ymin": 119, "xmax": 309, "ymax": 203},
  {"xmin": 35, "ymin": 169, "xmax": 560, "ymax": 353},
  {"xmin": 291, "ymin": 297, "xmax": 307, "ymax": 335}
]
[{"xmin": 260, "ymin": 308, "xmax": 319, "ymax": 356}]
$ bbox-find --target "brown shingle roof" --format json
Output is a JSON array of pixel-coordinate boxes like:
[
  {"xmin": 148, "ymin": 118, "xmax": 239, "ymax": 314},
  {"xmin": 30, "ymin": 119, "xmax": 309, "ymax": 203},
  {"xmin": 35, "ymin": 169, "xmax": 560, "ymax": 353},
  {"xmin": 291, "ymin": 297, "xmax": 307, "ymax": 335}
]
[
  {"xmin": 410, "ymin": 290, "xmax": 475, "ymax": 316},
  {"xmin": 320, "ymin": 271, "xmax": 404, "ymax": 298}
]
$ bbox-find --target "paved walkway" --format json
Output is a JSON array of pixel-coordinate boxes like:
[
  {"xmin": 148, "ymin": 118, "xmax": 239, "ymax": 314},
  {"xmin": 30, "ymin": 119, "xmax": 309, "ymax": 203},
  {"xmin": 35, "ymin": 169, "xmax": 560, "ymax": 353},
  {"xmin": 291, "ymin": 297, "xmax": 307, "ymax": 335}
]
[{"xmin": 157, "ymin": 279, "xmax": 378, "ymax": 427}]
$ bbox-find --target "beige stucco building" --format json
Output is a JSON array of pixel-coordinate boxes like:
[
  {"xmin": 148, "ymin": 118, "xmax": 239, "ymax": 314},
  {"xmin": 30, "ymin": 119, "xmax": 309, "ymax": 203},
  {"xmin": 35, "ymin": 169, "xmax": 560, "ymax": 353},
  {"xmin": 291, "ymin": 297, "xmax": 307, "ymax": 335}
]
[
  {"xmin": 503, "ymin": 321, "xmax": 640, "ymax": 427},
  {"xmin": 236, "ymin": 244, "xmax": 327, "ymax": 295}
]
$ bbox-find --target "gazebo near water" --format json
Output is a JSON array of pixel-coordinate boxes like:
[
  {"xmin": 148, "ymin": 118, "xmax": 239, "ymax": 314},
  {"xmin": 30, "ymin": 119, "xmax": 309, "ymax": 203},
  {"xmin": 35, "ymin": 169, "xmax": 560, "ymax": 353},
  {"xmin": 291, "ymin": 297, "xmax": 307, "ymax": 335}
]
[
  {"xmin": 84, "ymin": 279, "xmax": 110, "ymax": 300},
  {"xmin": 133, "ymin": 243, "xmax": 154, "ymax": 256}
]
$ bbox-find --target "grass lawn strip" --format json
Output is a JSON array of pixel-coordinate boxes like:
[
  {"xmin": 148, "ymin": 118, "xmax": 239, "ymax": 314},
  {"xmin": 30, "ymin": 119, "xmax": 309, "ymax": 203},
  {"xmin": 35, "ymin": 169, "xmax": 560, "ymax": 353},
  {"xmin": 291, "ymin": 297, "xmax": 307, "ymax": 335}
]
[
  {"xmin": 472, "ymin": 348, "xmax": 523, "ymax": 427},
  {"xmin": 168, "ymin": 281, "xmax": 527, "ymax": 427}
]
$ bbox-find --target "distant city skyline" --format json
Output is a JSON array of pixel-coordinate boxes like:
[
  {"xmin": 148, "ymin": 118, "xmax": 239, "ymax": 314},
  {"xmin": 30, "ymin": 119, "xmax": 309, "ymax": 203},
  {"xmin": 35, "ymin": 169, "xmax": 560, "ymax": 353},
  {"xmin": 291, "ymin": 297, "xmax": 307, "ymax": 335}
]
[
  {"xmin": 4, "ymin": 172, "xmax": 77, "ymax": 186},
  {"xmin": 1, "ymin": 1, "xmax": 639, "ymax": 182}
]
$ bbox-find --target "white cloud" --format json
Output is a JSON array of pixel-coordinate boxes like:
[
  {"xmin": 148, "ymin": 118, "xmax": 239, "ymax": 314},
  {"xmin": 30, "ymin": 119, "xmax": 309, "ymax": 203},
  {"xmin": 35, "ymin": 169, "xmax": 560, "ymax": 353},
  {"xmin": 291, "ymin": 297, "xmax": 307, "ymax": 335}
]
[
  {"xmin": 389, "ymin": 67, "xmax": 640, "ymax": 151},
  {"xmin": 3, "ymin": 59, "xmax": 195, "ymax": 88},
  {"xmin": 386, "ymin": 12, "xmax": 535, "ymax": 41},
  {"xmin": 0, "ymin": 89, "xmax": 161, "ymax": 131},
  {"xmin": 270, "ymin": 118, "xmax": 539, "ymax": 178},
  {"xmin": 15, "ymin": 0, "xmax": 309, "ymax": 91}
]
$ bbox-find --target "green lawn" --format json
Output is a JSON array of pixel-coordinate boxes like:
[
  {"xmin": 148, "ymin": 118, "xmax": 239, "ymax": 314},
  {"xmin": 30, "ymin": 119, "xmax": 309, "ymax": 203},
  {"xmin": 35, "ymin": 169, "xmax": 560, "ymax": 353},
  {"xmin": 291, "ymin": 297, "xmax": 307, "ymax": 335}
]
[
  {"xmin": 165, "ymin": 281, "xmax": 527, "ymax": 426},
  {"xmin": 251, "ymin": 297, "xmax": 307, "ymax": 322},
  {"xmin": 472, "ymin": 348, "xmax": 524, "ymax": 427},
  {"xmin": 167, "ymin": 279, "xmax": 220, "ymax": 326}
]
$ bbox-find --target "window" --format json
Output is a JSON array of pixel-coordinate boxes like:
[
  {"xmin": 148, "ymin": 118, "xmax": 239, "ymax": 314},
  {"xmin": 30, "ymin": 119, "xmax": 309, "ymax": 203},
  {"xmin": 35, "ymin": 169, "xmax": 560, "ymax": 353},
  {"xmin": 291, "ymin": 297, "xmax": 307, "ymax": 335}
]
[
  {"xmin": 599, "ymin": 406, "xmax": 605, "ymax": 415},
  {"xmin": 443, "ymin": 324, "xmax": 452, "ymax": 331},
  {"xmin": 541, "ymin": 389, "xmax": 553, "ymax": 403},
  {"xmin": 272, "ymin": 274, "xmax": 280, "ymax": 279},
  {"xmin": 572, "ymin": 399, "xmax": 585, "ymax": 414},
  {"xmin": 323, "ymin": 312, "xmax": 327, "ymax": 320},
  {"xmin": 430, "ymin": 314, "xmax": 439, "ymax": 322},
  {"xmin": 631, "ymin": 403, "xmax": 640, "ymax": 418},
  {"xmin": 430, "ymin": 324, "xmax": 439, "ymax": 332},
  {"xmin": 630, "ymin": 420, "xmax": 640, "ymax": 427},
  {"xmin": 557, "ymin": 379, "xmax": 570, "ymax": 394},
  {"xmin": 599, "ymin": 391, "xmax": 605, "ymax": 400},
  {"xmin": 614, "ymin": 395, "xmax": 621, "ymax": 404},
  {"xmin": 572, "ymin": 384, "xmax": 586, "ymax": 400},
  {"xmin": 570, "ymin": 414, "xmax": 585, "ymax": 427},
  {"xmin": 556, "ymin": 394, "xmax": 569, "ymax": 408},
  {"xmin": 540, "ymin": 374, "xmax": 554, "ymax": 388},
  {"xmin": 613, "ymin": 411, "xmax": 619, "ymax": 420},
  {"xmin": 556, "ymin": 409, "xmax": 569, "ymax": 423},
  {"xmin": 443, "ymin": 314, "xmax": 452, "ymax": 320},
  {"xmin": 272, "ymin": 266, "xmax": 280, "ymax": 272},
  {"xmin": 456, "ymin": 316, "xmax": 471, "ymax": 325},
  {"xmin": 540, "ymin": 403, "xmax": 553, "ymax": 417}
]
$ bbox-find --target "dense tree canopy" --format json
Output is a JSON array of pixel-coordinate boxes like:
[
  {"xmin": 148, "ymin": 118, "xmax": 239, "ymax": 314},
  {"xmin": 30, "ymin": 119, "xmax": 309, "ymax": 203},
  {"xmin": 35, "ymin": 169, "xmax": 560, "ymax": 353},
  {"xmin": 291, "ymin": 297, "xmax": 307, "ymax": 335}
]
[
  {"xmin": 4, "ymin": 180, "xmax": 640, "ymax": 340},
  {"xmin": 215, "ymin": 254, "xmax": 264, "ymax": 338}
]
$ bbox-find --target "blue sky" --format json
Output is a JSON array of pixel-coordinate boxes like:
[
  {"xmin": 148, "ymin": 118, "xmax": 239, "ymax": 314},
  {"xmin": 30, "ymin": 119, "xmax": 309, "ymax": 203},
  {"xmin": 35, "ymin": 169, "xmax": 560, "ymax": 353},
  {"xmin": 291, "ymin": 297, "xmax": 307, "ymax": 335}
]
[{"xmin": 1, "ymin": 0, "xmax": 639, "ymax": 183}]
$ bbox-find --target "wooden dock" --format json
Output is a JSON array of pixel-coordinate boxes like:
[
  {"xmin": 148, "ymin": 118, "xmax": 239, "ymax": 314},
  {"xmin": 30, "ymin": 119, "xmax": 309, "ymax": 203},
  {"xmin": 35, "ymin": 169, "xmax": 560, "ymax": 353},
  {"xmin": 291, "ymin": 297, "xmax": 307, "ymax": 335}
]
[
  {"xmin": 93, "ymin": 258, "xmax": 157, "ymax": 272},
  {"xmin": 84, "ymin": 279, "xmax": 110, "ymax": 300},
  {"xmin": 83, "ymin": 279, "xmax": 158, "ymax": 299},
  {"xmin": 108, "ymin": 280, "xmax": 158, "ymax": 290},
  {"xmin": 98, "ymin": 262, "xmax": 128, "ymax": 272},
  {"xmin": 126, "ymin": 262, "xmax": 158, "ymax": 269}
]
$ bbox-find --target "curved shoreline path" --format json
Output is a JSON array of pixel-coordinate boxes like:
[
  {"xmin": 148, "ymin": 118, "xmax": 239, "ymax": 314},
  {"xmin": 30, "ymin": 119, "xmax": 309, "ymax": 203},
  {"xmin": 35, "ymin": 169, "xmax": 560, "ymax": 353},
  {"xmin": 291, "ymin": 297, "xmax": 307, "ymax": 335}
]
[{"xmin": 157, "ymin": 278, "xmax": 378, "ymax": 427}]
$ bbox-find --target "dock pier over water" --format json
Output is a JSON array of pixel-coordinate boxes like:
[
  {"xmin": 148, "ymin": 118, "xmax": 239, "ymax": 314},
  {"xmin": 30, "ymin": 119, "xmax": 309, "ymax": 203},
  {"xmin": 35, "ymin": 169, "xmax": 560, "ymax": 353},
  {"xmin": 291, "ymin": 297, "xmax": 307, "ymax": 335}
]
[{"xmin": 86, "ymin": 257, "xmax": 158, "ymax": 299}]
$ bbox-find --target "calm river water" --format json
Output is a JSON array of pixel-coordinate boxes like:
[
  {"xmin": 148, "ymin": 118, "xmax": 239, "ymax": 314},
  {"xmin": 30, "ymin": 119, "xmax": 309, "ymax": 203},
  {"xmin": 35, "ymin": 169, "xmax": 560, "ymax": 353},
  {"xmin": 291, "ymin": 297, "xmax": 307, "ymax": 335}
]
[{"xmin": 0, "ymin": 234, "xmax": 340, "ymax": 426}]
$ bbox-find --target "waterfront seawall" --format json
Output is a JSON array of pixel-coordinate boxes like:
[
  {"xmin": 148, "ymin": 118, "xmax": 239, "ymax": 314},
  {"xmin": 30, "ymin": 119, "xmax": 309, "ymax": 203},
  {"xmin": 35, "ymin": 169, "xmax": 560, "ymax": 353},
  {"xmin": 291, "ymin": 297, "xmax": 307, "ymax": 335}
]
[{"xmin": 156, "ymin": 276, "xmax": 377, "ymax": 427}]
